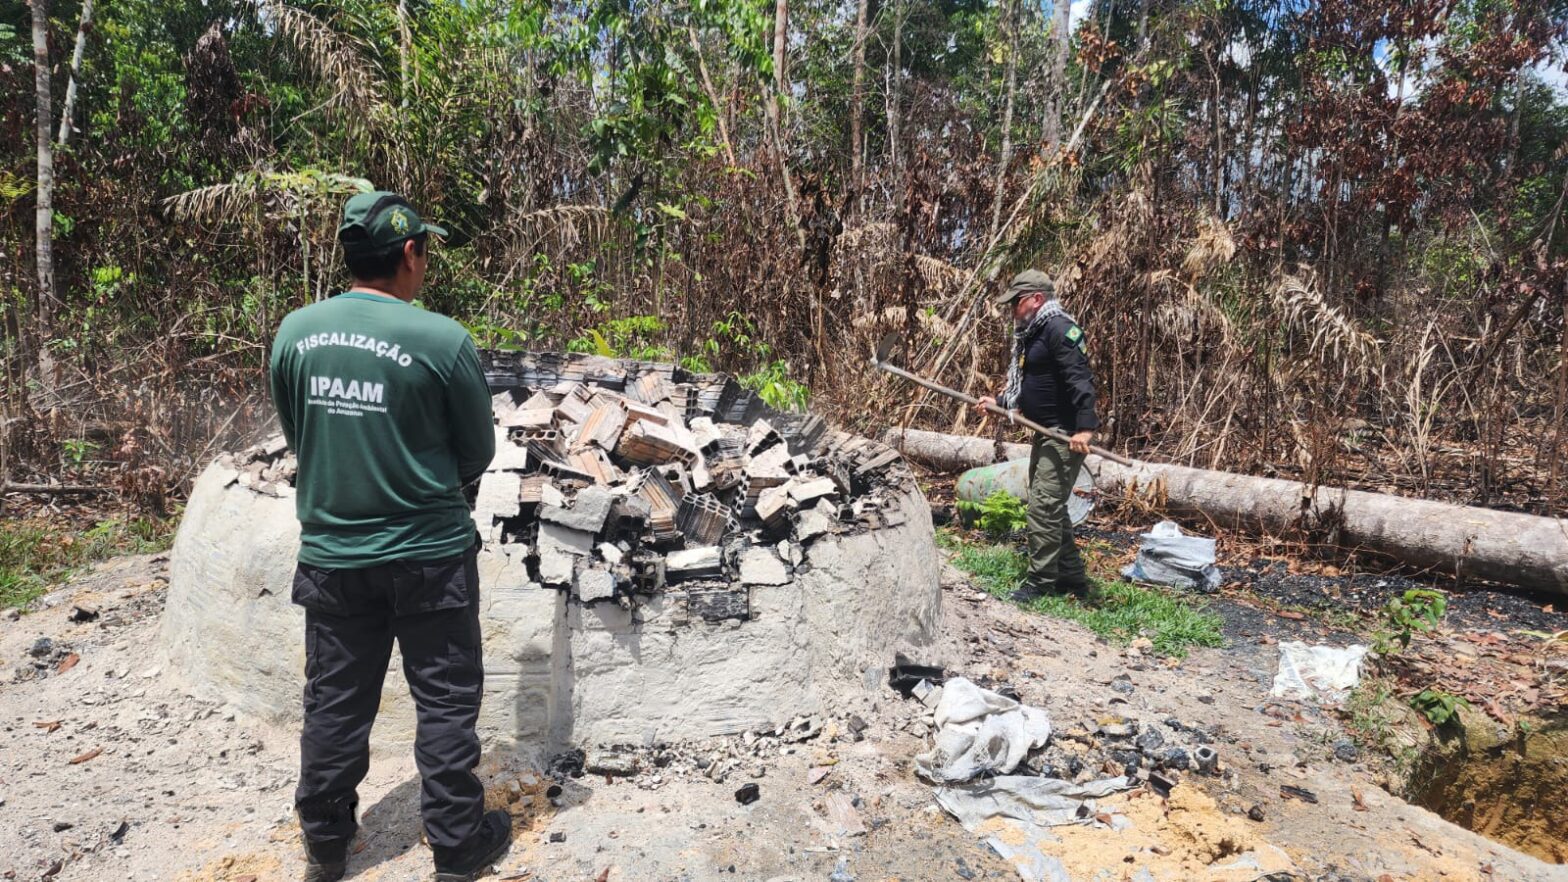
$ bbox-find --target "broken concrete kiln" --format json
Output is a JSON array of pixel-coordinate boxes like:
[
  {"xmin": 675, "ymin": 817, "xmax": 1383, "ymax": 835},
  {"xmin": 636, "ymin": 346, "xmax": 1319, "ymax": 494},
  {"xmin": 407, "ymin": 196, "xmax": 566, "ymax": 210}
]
[{"xmin": 162, "ymin": 351, "xmax": 941, "ymax": 751}]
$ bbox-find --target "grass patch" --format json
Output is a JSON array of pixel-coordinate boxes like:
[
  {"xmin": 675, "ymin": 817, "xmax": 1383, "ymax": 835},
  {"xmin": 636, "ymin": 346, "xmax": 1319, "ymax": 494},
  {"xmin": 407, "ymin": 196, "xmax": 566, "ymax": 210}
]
[
  {"xmin": 940, "ymin": 528, "xmax": 1225, "ymax": 658},
  {"xmin": 0, "ymin": 515, "xmax": 175, "ymax": 608}
]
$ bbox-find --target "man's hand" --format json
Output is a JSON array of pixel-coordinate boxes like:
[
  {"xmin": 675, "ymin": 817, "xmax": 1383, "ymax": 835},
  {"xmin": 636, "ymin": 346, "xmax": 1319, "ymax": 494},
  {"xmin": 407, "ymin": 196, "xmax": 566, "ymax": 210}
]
[
  {"xmin": 975, "ymin": 395, "xmax": 996, "ymax": 415},
  {"xmin": 1068, "ymin": 430, "xmax": 1093, "ymax": 455}
]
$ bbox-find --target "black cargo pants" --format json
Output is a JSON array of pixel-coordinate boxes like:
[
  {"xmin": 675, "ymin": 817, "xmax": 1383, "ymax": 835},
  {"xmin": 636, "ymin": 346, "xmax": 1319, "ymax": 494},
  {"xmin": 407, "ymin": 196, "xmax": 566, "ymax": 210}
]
[{"xmin": 291, "ymin": 544, "xmax": 485, "ymax": 851}]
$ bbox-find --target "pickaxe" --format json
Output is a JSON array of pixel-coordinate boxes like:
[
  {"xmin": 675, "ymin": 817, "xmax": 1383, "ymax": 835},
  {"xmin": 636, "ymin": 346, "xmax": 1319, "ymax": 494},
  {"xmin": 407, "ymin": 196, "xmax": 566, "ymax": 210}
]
[{"xmin": 872, "ymin": 332, "xmax": 1135, "ymax": 466}]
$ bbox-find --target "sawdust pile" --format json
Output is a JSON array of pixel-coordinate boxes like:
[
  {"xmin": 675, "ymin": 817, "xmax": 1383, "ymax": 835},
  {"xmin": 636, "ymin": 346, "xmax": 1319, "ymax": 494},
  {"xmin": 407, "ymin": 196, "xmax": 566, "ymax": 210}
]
[{"xmin": 1045, "ymin": 785, "xmax": 1294, "ymax": 881}]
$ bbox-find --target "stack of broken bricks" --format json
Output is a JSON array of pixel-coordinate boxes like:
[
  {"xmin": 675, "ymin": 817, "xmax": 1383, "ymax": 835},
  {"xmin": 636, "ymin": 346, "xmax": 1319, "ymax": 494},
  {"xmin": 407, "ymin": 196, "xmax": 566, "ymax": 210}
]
[
  {"xmin": 471, "ymin": 352, "xmax": 913, "ymax": 623},
  {"xmin": 215, "ymin": 435, "xmax": 297, "ymax": 498}
]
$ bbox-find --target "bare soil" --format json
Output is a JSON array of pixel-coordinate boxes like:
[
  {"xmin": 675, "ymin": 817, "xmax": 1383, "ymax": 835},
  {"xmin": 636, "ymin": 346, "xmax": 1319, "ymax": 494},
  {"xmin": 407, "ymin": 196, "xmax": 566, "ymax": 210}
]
[{"xmin": 2, "ymin": 549, "xmax": 1565, "ymax": 882}]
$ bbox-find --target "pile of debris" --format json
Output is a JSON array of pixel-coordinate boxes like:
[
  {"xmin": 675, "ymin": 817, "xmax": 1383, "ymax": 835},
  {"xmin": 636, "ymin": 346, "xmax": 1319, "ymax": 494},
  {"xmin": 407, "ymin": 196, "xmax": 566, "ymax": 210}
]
[
  {"xmin": 470, "ymin": 353, "xmax": 913, "ymax": 619},
  {"xmin": 214, "ymin": 436, "xmax": 295, "ymax": 498},
  {"xmin": 217, "ymin": 352, "xmax": 917, "ymax": 624}
]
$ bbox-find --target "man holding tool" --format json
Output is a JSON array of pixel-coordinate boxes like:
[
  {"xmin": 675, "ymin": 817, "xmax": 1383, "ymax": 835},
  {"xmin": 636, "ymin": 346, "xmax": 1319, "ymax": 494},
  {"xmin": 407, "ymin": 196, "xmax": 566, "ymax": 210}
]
[
  {"xmin": 975, "ymin": 269, "xmax": 1100, "ymax": 599},
  {"xmin": 268, "ymin": 191, "xmax": 511, "ymax": 882}
]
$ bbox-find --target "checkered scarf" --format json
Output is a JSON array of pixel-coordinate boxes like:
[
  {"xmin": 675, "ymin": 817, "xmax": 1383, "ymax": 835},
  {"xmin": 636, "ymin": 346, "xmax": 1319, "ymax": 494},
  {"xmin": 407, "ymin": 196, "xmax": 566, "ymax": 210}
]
[{"xmin": 998, "ymin": 299, "xmax": 1072, "ymax": 411}]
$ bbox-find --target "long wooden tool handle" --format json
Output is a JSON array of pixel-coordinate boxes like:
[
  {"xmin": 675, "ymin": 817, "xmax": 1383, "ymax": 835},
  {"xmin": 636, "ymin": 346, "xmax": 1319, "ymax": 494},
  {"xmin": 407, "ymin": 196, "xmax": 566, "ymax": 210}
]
[{"xmin": 876, "ymin": 361, "xmax": 1136, "ymax": 466}]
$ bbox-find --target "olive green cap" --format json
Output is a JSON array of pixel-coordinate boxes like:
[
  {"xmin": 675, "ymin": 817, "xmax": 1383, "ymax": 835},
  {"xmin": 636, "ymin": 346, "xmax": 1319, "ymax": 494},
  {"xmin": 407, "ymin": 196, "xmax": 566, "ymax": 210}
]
[
  {"xmin": 336, "ymin": 191, "xmax": 447, "ymax": 253},
  {"xmin": 993, "ymin": 269, "xmax": 1055, "ymax": 305}
]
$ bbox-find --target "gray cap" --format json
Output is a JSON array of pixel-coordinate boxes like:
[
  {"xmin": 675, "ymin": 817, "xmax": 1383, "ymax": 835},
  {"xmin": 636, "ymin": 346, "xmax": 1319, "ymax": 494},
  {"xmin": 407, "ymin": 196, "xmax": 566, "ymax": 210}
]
[{"xmin": 993, "ymin": 269, "xmax": 1054, "ymax": 305}]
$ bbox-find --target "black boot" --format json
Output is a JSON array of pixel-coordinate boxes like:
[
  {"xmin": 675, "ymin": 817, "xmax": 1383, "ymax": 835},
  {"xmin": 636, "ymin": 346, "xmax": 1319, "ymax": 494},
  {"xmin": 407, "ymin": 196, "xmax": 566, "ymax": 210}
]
[
  {"xmin": 431, "ymin": 810, "xmax": 512, "ymax": 882},
  {"xmin": 302, "ymin": 836, "xmax": 349, "ymax": 882}
]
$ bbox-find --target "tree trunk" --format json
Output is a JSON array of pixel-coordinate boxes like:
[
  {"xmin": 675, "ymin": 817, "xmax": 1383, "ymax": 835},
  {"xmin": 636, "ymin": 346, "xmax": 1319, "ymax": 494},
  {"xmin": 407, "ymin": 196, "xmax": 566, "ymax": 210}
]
[
  {"xmin": 887, "ymin": 0, "xmax": 904, "ymax": 172},
  {"xmin": 1046, "ymin": 0, "xmax": 1070, "ymax": 147},
  {"xmin": 687, "ymin": 26, "xmax": 736, "ymax": 166},
  {"xmin": 988, "ymin": 0, "xmax": 1019, "ymax": 240},
  {"xmin": 848, "ymin": 0, "xmax": 870, "ymax": 217},
  {"xmin": 884, "ymin": 428, "xmax": 1568, "ymax": 594},
  {"xmin": 32, "ymin": 0, "xmax": 55, "ymax": 331},
  {"xmin": 772, "ymin": 0, "xmax": 788, "ymax": 118},
  {"xmin": 55, "ymin": 0, "xmax": 92, "ymax": 145}
]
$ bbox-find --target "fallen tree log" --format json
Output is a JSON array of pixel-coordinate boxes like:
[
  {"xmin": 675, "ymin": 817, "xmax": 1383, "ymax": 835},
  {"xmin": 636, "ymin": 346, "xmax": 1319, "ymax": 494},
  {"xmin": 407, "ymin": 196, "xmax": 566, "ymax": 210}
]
[{"xmin": 883, "ymin": 427, "xmax": 1568, "ymax": 595}]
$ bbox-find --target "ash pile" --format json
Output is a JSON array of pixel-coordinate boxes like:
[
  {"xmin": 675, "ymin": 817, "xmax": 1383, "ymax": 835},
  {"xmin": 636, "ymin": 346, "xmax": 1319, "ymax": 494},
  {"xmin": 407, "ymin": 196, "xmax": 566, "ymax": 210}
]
[{"xmin": 472, "ymin": 351, "xmax": 913, "ymax": 618}]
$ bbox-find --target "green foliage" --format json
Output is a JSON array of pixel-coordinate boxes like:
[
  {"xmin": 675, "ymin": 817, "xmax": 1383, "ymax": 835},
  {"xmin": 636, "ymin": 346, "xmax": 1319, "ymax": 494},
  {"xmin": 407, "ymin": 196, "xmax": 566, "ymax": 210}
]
[
  {"xmin": 1372, "ymin": 589, "xmax": 1448, "ymax": 656},
  {"xmin": 956, "ymin": 490, "xmax": 1028, "ymax": 539},
  {"xmin": 568, "ymin": 315, "xmax": 672, "ymax": 361},
  {"xmin": 941, "ymin": 532, "xmax": 1224, "ymax": 658},
  {"xmin": 738, "ymin": 360, "xmax": 809, "ymax": 411},
  {"xmin": 1410, "ymin": 688, "xmax": 1469, "ymax": 727},
  {"xmin": 61, "ymin": 438, "xmax": 99, "ymax": 466},
  {"xmin": 0, "ymin": 517, "xmax": 175, "ymax": 609}
]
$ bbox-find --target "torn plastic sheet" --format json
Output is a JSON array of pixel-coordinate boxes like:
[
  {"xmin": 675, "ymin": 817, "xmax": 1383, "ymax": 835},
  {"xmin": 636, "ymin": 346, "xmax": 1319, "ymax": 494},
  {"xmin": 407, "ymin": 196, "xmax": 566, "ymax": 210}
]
[
  {"xmin": 1270, "ymin": 640, "xmax": 1369, "ymax": 705},
  {"xmin": 934, "ymin": 777, "xmax": 1134, "ymax": 882},
  {"xmin": 1120, "ymin": 520, "xmax": 1222, "ymax": 592},
  {"xmin": 914, "ymin": 678, "xmax": 1052, "ymax": 784}
]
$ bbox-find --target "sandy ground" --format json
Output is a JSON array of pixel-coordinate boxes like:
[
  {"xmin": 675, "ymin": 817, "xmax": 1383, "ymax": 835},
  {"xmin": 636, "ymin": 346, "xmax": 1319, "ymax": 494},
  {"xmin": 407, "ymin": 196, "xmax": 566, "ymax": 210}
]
[{"xmin": 2, "ymin": 552, "xmax": 1565, "ymax": 882}]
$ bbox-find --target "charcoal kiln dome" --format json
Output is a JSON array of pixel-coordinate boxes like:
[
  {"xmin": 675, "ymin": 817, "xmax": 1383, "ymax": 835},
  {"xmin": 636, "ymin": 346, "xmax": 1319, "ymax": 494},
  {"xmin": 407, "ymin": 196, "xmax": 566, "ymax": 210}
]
[{"xmin": 161, "ymin": 352, "xmax": 941, "ymax": 750}]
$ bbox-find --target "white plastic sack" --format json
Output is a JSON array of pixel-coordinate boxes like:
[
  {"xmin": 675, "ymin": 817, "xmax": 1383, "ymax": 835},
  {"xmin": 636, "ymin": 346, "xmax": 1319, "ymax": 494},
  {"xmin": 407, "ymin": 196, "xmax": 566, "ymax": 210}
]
[
  {"xmin": 914, "ymin": 678, "xmax": 1052, "ymax": 784},
  {"xmin": 1270, "ymin": 641, "xmax": 1369, "ymax": 705},
  {"xmin": 1121, "ymin": 520, "xmax": 1222, "ymax": 592}
]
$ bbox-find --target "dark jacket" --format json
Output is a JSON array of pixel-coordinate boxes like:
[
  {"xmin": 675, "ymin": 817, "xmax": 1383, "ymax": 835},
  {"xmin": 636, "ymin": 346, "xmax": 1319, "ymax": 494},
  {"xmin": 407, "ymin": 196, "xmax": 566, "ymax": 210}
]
[{"xmin": 1001, "ymin": 313, "xmax": 1100, "ymax": 433}]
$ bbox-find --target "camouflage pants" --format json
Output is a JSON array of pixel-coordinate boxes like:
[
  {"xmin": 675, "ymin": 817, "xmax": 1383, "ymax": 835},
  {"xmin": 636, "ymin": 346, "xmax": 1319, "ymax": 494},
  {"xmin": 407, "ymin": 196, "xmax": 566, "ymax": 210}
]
[{"xmin": 1024, "ymin": 436, "xmax": 1087, "ymax": 593}]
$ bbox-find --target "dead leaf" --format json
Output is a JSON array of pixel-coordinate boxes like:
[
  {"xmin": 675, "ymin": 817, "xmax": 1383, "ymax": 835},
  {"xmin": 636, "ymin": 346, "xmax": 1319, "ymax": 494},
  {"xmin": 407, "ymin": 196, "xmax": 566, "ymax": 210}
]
[
  {"xmin": 1352, "ymin": 788, "xmax": 1368, "ymax": 812},
  {"xmin": 1094, "ymin": 812, "xmax": 1113, "ymax": 825},
  {"xmin": 68, "ymin": 746, "xmax": 103, "ymax": 765},
  {"xmin": 56, "ymin": 653, "xmax": 79, "ymax": 673},
  {"xmin": 235, "ymin": 876, "xmax": 257, "ymax": 882},
  {"xmin": 595, "ymin": 869, "xmax": 611, "ymax": 882},
  {"xmin": 1276, "ymin": 610, "xmax": 1306, "ymax": 621},
  {"xmin": 33, "ymin": 720, "xmax": 62, "ymax": 733},
  {"xmin": 353, "ymin": 840, "xmax": 368, "ymax": 854}
]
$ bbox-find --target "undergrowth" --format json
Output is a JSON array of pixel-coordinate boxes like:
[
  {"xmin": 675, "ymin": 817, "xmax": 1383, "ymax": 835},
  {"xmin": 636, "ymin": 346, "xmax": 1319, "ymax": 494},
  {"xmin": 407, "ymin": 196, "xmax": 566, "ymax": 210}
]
[
  {"xmin": 938, "ymin": 528, "xmax": 1224, "ymax": 658},
  {"xmin": 0, "ymin": 516, "xmax": 175, "ymax": 609}
]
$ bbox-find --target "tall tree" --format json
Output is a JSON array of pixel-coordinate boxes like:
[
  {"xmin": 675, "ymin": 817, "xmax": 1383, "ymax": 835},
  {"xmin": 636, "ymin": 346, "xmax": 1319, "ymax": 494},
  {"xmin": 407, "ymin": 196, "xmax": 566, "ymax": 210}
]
[
  {"xmin": 31, "ymin": 0, "xmax": 55, "ymax": 328},
  {"xmin": 989, "ymin": 0, "xmax": 1020, "ymax": 238},
  {"xmin": 848, "ymin": 0, "xmax": 870, "ymax": 217},
  {"xmin": 1046, "ymin": 0, "xmax": 1070, "ymax": 146},
  {"xmin": 55, "ymin": 0, "xmax": 92, "ymax": 144}
]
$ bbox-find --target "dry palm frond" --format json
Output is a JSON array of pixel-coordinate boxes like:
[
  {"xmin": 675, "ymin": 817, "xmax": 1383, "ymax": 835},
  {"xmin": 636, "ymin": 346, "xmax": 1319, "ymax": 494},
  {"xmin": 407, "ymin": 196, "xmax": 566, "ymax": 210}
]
[
  {"xmin": 509, "ymin": 204, "xmax": 612, "ymax": 250},
  {"xmin": 1146, "ymin": 269, "xmax": 1238, "ymax": 349},
  {"xmin": 1182, "ymin": 216, "xmax": 1236, "ymax": 281},
  {"xmin": 261, "ymin": 0, "xmax": 386, "ymax": 112},
  {"xmin": 834, "ymin": 223, "xmax": 897, "ymax": 252},
  {"xmin": 913, "ymin": 254, "xmax": 976, "ymax": 293},
  {"xmin": 1273, "ymin": 271, "xmax": 1382, "ymax": 377},
  {"xmin": 163, "ymin": 180, "xmax": 258, "ymax": 227},
  {"xmin": 849, "ymin": 305, "xmax": 955, "ymax": 341},
  {"xmin": 164, "ymin": 170, "xmax": 370, "ymax": 227}
]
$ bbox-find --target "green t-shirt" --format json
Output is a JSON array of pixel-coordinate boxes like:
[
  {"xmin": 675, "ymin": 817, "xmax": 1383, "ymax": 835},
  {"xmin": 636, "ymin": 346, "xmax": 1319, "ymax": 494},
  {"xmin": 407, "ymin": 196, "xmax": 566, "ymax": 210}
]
[{"xmin": 268, "ymin": 291, "xmax": 495, "ymax": 568}]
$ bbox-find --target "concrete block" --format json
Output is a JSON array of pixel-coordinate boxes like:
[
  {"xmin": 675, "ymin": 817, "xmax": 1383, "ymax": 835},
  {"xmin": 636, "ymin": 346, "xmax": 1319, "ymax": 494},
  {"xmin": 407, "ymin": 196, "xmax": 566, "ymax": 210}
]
[
  {"xmin": 789, "ymin": 477, "xmax": 837, "ymax": 505},
  {"xmin": 475, "ymin": 471, "xmax": 522, "ymax": 522},
  {"xmin": 667, "ymin": 545, "xmax": 722, "ymax": 581},
  {"xmin": 739, "ymin": 547, "xmax": 790, "ymax": 586},
  {"xmin": 540, "ymin": 485, "xmax": 614, "ymax": 534},
  {"xmin": 577, "ymin": 568, "xmax": 617, "ymax": 603},
  {"xmin": 796, "ymin": 501, "xmax": 835, "ymax": 543},
  {"xmin": 491, "ymin": 440, "xmax": 529, "ymax": 471},
  {"xmin": 538, "ymin": 522, "xmax": 593, "ymax": 586}
]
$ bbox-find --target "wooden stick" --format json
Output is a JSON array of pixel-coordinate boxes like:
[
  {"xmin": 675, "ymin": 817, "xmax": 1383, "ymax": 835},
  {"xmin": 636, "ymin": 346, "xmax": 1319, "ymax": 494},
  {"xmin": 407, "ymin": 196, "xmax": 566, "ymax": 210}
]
[
  {"xmin": 3, "ymin": 482, "xmax": 111, "ymax": 495},
  {"xmin": 873, "ymin": 360, "xmax": 1135, "ymax": 466}
]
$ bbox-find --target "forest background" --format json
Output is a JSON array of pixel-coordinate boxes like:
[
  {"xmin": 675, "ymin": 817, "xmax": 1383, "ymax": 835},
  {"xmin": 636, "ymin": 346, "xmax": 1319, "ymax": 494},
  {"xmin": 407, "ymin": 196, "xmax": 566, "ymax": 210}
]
[{"xmin": 3, "ymin": 0, "xmax": 1567, "ymax": 529}]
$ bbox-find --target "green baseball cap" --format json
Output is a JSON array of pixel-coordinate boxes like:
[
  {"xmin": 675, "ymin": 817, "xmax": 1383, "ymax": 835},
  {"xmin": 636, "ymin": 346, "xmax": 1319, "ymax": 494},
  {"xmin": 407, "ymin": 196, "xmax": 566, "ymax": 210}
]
[
  {"xmin": 336, "ymin": 191, "xmax": 447, "ymax": 252},
  {"xmin": 993, "ymin": 269, "xmax": 1055, "ymax": 306}
]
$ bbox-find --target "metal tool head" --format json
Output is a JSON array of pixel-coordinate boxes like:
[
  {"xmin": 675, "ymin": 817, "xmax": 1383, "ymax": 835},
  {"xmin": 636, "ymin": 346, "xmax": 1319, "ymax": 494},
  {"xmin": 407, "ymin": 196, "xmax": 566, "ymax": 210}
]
[{"xmin": 873, "ymin": 332, "xmax": 900, "ymax": 367}]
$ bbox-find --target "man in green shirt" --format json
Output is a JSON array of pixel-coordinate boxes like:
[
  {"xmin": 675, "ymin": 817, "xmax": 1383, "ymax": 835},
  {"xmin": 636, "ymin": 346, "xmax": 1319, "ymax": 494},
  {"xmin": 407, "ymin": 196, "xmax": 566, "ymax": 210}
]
[{"xmin": 268, "ymin": 192, "xmax": 508, "ymax": 882}]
